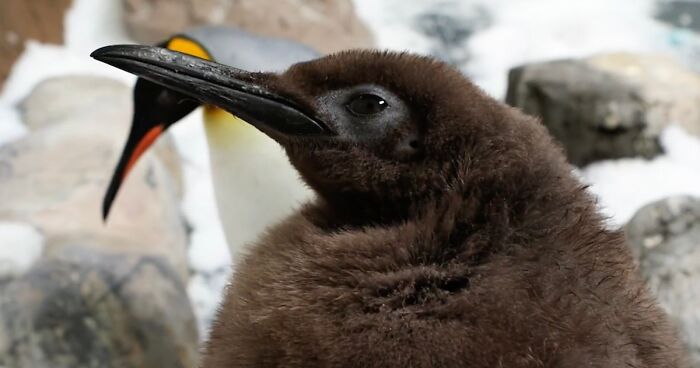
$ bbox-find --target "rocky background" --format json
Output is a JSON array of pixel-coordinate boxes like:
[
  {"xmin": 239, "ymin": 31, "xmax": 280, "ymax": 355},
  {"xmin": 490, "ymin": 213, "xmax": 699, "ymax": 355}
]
[{"xmin": 0, "ymin": 0, "xmax": 699, "ymax": 367}]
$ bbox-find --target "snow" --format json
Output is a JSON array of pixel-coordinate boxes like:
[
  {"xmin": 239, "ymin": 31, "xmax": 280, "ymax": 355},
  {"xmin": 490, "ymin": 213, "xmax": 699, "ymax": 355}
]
[
  {"xmin": 0, "ymin": 107, "xmax": 26, "ymax": 147},
  {"xmin": 0, "ymin": 221, "xmax": 44, "ymax": 279},
  {"xmin": 187, "ymin": 269, "xmax": 231, "ymax": 337},
  {"xmin": 169, "ymin": 112, "xmax": 233, "ymax": 335},
  {"xmin": 0, "ymin": 0, "xmax": 698, "ymax": 342},
  {"xmin": 64, "ymin": 0, "xmax": 132, "ymax": 55},
  {"xmin": 582, "ymin": 126, "xmax": 700, "ymax": 225},
  {"xmin": 0, "ymin": 0, "xmax": 134, "ymax": 147}
]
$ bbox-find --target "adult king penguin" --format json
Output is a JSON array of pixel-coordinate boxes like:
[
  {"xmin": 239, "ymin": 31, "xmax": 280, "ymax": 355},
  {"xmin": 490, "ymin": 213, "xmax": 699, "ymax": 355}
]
[
  {"xmin": 92, "ymin": 45, "xmax": 689, "ymax": 367},
  {"xmin": 102, "ymin": 26, "xmax": 318, "ymax": 258}
]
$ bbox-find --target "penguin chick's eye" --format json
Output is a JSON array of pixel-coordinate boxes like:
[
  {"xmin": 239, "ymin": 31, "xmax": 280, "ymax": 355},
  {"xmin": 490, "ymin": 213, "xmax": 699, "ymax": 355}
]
[{"xmin": 346, "ymin": 94, "xmax": 388, "ymax": 116}]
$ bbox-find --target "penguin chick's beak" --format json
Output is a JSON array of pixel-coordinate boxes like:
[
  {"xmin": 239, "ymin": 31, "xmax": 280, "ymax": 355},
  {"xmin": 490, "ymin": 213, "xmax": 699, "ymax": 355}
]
[
  {"xmin": 91, "ymin": 45, "xmax": 331, "ymax": 136},
  {"xmin": 91, "ymin": 45, "xmax": 333, "ymax": 220}
]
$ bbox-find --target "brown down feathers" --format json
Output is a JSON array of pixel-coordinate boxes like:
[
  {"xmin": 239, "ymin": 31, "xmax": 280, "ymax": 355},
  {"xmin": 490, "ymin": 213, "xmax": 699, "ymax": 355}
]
[{"xmin": 201, "ymin": 50, "xmax": 689, "ymax": 368}]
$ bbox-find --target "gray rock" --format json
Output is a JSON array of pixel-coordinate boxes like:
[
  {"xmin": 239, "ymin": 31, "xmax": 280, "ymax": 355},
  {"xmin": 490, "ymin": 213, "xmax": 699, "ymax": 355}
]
[
  {"xmin": 413, "ymin": 2, "xmax": 490, "ymax": 70},
  {"xmin": 656, "ymin": 0, "xmax": 700, "ymax": 33},
  {"xmin": 506, "ymin": 53, "xmax": 700, "ymax": 166},
  {"xmin": 2, "ymin": 77, "xmax": 188, "ymax": 277},
  {"xmin": 0, "ymin": 245, "xmax": 198, "ymax": 368},
  {"xmin": 625, "ymin": 196, "xmax": 700, "ymax": 366},
  {"xmin": 0, "ymin": 75, "xmax": 196, "ymax": 366},
  {"xmin": 20, "ymin": 76, "xmax": 183, "ymax": 196},
  {"xmin": 122, "ymin": 0, "xmax": 374, "ymax": 54},
  {"xmin": 21, "ymin": 76, "xmax": 128, "ymax": 131}
]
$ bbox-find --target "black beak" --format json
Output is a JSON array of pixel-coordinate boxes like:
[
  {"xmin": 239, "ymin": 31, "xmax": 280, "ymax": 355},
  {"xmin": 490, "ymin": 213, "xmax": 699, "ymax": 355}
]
[
  {"xmin": 91, "ymin": 45, "xmax": 331, "ymax": 136},
  {"xmin": 102, "ymin": 116, "xmax": 166, "ymax": 221},
  {"xmin": 101, "ymin": 79, "xmax": 199, "ymax": 220},
  {"xmin": 91, "ymin": 44, "xmax": 332, "ymax": 221}
]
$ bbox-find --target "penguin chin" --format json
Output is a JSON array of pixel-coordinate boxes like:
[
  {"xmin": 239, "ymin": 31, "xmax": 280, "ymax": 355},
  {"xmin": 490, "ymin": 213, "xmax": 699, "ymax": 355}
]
[{"xmin": 287, "ymin": 144, "xmax": 419, "ymax": 209}]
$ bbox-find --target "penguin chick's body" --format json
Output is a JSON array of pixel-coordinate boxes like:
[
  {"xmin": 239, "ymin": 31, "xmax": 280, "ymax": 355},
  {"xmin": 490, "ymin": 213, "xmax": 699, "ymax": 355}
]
[
  {"xmin": 92, "ymin": 48, "xmax": 688, "ymax": 367},
  {"xmin": 206, "ymin": 54, "xmax": 688, "ymax": 368}
]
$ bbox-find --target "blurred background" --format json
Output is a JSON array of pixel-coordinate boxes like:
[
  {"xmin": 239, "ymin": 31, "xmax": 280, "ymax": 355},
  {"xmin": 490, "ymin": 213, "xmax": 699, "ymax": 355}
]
[{"xmin": 0, "ymin": 0, "xmax": 699, "ymax": 367}]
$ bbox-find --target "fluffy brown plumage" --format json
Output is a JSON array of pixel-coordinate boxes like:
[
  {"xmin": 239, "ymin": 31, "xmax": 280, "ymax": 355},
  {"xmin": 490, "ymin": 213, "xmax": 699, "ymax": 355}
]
[{"xmin": 202, "ymin": 51, "xmax": 688, "ymax": 367}]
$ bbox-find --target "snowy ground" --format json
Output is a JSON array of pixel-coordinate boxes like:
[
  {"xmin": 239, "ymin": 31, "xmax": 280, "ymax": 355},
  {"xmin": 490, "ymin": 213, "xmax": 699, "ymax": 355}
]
[{"xmin": 1, "ymin": 0, "xmax": 699, "ymax": 339}]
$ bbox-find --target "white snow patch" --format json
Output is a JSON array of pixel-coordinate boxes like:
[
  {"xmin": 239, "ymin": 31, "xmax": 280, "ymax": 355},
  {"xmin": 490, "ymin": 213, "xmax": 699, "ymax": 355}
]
[
  {"xmin": 169, "ymin": 112, "xmax": 231, "ymax": 273},
  {"xmin": 0, "ymin": 0, "xmax": 134, "ymax": 149},
  {"xmin": 169, "ymin": 111, "xmax": 232, "ymax": 337},
  {"xmin": 0, "ymin": 106, "xmax": 26, "ymax": 146},
  {"xmin": 187, "ymin": 269, "xmax": 231, "ymax": 337},
  {"xmin": 661, "ymin": 125, "xmax": 700, "ymax": 167},
  {"xmin": 582, "ymin": 126, "xmax": 700, "ymax": 225},
  {"xmin": 0, "ymin": 42, "xmax": 134, "ymax": 107},
  {"xmin": 0, "ymin": 221, "xmax": 44, "ymax": 279},
  {"xmin": 64, "ymin": 0, "xmax": 132, "ymax": 55}
]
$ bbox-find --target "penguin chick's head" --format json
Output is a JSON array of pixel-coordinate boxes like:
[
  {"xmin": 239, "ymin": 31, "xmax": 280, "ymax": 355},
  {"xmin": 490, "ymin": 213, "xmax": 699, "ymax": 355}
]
[
  {"xmin": 92, "ymin": 46, "xmax": 550, "ymax": 218},
  {"xmin": 278, "ymin": 52, "xmax": 518, "ymax": 213}
]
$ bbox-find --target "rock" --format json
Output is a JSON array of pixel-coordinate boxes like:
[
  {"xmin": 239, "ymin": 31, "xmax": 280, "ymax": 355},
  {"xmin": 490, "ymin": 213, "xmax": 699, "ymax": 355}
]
[
  {"xmin": 412, "ymin": 2, "xmax": 490, "ymax": 70},
  {"xmin": 656, "ymin": 0, "xmax": 700, "ymax": 33},
  {"xmin": 0, "ymin": 75, "xmax": 197, "ymax": 366},
  {"xmin": 506, "ymin": 53, "xmax": 700, "ymax": 166},
  {"xmin": 122, "ymin": 0, "xmax": 374, "ymax": 54},
  {"xmin": 21, "ymin": 77, "xmax": 133, "ymax": 131},
  {"xmin": 0, "ymin": 244, "xmax": 198, "ymax": 368},
  {"xmin": 19, "ymin": 75, "xmax": 184, "ymax": 198},
  {"xmin": 625, "ymin": 196, "xmax": 700, "ymax": 366},
  {"xmin": 0, "ymin": 0, "xmax": 72, "ymax": 88},
  {"xmin": 3, "ymin": 75, "xmax": 188, "ymax": 277}
]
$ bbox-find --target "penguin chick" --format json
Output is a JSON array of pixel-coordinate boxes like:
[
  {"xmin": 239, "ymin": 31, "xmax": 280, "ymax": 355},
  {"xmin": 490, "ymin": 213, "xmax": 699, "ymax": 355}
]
[{"xmin": 91, "ymin": 46, "xmax": 689, "ymax": 368}]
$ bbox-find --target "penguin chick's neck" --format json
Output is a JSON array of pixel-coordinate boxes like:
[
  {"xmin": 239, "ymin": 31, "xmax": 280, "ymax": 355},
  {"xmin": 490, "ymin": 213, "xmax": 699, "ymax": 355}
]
[{"xmin": 304, "ymin": 118, "xmax": 595, "ymax": 238}]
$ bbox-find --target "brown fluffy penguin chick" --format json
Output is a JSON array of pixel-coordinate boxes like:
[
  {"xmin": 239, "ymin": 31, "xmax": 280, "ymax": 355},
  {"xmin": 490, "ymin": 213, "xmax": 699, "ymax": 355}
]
[{"xmin": 200, "ymin": 51, "xmax": 688, "ymax": 368}]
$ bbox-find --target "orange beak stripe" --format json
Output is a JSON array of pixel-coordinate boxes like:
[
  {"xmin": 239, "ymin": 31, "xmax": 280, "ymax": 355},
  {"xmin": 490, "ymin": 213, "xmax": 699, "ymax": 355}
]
[{"xmin": 122, "ymin": 124, "xmax": 165, "ymax": 180}]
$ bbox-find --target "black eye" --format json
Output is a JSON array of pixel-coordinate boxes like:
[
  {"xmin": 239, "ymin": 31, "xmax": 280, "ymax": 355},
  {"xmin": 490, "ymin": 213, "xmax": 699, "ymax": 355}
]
[{"xmin": 346, "ymin": 94, "xmax": 388, "ymax": 116}]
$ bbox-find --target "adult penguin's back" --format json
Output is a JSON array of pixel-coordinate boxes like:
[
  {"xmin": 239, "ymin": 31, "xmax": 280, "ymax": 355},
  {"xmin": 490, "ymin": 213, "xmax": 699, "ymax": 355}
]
[{"xmin": 183, "ymin": 26, "xmax": 319, "ymax": 72}]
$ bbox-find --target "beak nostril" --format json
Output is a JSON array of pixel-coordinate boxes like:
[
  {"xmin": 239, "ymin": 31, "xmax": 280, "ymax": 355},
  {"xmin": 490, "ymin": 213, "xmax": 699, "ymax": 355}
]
[
  {"xmin": 395, "ymin": 136, "xmax": 422, "ymax": 159},
  {"xmin": 178, "ymin": 97, "xmax": 197, "ymax": 105}
]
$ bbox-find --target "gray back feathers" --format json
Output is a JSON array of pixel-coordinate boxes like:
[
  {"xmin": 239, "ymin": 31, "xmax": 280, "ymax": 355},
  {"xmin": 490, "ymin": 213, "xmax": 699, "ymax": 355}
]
[{"xmin": 183, "ymin": 26, "xmax": 320, "ymax": 72}]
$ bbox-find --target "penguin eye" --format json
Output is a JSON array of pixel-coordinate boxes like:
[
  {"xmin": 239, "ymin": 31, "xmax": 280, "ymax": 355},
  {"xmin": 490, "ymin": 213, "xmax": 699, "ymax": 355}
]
[{"xmin": 346, "ymin": 94, "xmax": 388, "ymax": 116}]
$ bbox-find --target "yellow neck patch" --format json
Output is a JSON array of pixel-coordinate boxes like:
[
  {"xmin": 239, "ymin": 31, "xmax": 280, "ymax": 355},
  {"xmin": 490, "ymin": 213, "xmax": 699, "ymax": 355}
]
[{"xmin": 166, "ymin": 36, "xmax": 212, "ymax": 60}]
